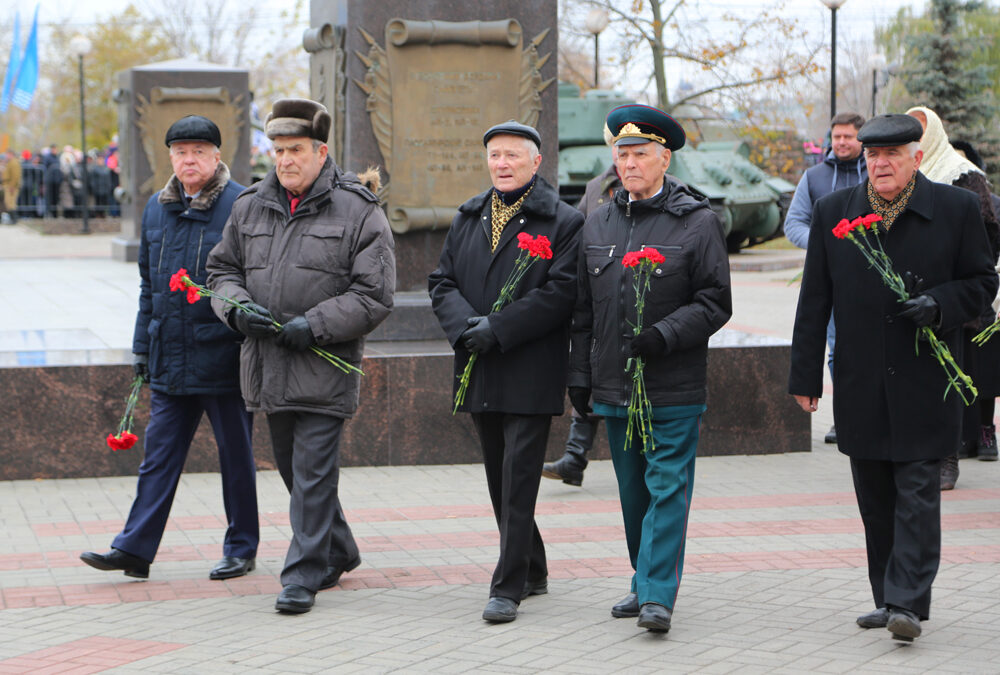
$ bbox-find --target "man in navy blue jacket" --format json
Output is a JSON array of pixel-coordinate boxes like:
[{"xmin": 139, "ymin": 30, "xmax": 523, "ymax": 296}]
[{"xmin": 80, "ymin": 116, "xmax": 259, "ymax": 581}]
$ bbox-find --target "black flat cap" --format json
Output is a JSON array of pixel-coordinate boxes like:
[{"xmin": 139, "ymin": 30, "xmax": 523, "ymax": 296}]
[
  {"xmin": 606, "ymin": 104, "xmax": 686, "ymax": 150},
  {"xmin": 857, "ymin": 114, "xmax": 923, "ymax": 148},
  {"xmin": 164, "ymin": 115, "xmax": 222, "ymax": 148},
  {"xmin": 483, "ymin": 120, "xmax": 541, "ymax": 149}
]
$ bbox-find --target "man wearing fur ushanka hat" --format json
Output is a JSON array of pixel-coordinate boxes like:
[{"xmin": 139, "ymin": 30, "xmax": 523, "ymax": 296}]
[{"xmin": 207, "ymin": 98, "xmax": 396, "ymax": 615}]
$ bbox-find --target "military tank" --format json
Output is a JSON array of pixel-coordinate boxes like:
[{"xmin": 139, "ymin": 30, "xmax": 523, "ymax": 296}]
[{"xmin": 558, "ymin": 83, "xmax": 795, "ymax": 252}]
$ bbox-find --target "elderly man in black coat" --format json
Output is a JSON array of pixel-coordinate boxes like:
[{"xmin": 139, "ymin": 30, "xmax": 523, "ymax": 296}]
[
  {"xmin": 790, "ymin": 114, "xmax": 998, "ymax": 642},
  {"xmin": 429, "ymin": 120, "xmax": 584, "ymax": 624}
]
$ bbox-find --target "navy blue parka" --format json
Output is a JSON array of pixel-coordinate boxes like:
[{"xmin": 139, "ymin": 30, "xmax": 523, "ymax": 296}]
[{"xmin": 132, "ymin": 162, "xmax": 245, "ymax": 395}]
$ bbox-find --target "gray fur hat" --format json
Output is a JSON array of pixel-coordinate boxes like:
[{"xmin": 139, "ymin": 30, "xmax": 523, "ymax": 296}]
[{"xmin": 265, "ymin": 98, "xmax": 331, "ymax": 142}]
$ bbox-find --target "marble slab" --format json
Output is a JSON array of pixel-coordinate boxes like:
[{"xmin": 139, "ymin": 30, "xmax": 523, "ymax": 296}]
[{"xmin": 0, "ymin": 333, "xmax": 809, "ymax": 480}]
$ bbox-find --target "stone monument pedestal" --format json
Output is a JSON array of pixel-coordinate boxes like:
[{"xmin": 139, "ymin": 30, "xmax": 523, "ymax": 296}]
[{"xmin": 112, "ymin": 59, "xmax": 251, "ymax": 262}]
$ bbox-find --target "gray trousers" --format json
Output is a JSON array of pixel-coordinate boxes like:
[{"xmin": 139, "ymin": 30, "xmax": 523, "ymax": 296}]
[{"xmin": 267, "ymin": 411, "xmax": 359, "ymax": 590}]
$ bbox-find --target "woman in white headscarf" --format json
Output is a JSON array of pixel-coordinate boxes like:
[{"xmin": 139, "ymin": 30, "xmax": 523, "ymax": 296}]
[{"xmin": 907, "ymin": 106, "xmax": 1000, "ymax": 486}]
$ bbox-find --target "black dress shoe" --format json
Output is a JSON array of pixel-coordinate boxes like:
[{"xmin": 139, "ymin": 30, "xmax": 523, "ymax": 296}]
[
  {"xmin": 521, "ymin": 578, "xmax": 548, "ymax": 599},
  {"xmin": 856, "ymin": 607, "xmax": 889, "ymax": 628},
  {"xmin": 541, "ymin": 456, "xmax": 584, "ymax": 486},
  {"xmin": 612, "ymin": 592, "xmax": 639, "ymax": 618},
  {"xmin": 318, "ymin": 555, "xmax": 362, "ymax": 590},
  {"xmin": 887, "ymin": 607, "xmax": 921, "ymax": 641},
  {"xmin": 275, "ymin": 584, "xmax": 315, "ymax": 614},
  {"xmin": 482, "ymin": 596, "xmax": 518, "ymax": 623},
  {"xmin": 209, "ymin": 556, "xmax": 255, "ymax": 580},
  {"xmin": 637, "ymin": 602, "xmax": 671, "ymax": 633},
  {"xmin": 824, "ymin": 425, "xmax": 837, "ymax": 444},
  {"xmin": 79, "ymin": 548, "xmax": 150, "ymax": 579}
]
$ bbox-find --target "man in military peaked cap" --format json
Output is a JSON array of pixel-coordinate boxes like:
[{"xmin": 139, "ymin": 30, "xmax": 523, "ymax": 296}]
[
  {"xmin": 81, "ymin": 114, "xmax": 259, "ymax": 583},
  {"xmin": 207, "ymin": 98, "xmax": 396, "ymax": 615},
  {"xmin": 429, "ymin": 120, "xmax": 583, "ymax": 624},
  {"xmin": 569, "ymin": 103, "xmax": 732, "ymax": 634},
  {"xmin": 790, "ymin": 113, "xmax": 997, "ymax": 641}
]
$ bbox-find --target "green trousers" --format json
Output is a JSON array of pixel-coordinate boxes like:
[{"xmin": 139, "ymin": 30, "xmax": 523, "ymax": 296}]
[{"xmin": 598, "ymin": 403, "xmax": 704, "ymax": 609}]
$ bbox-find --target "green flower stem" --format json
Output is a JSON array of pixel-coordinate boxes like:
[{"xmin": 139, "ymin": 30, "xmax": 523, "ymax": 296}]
[
  {"xmin": 843, "ymin": 228, "xmax": 976, "ymax": 405},
  {"xmin": 452, "ymin": 252, "xmax": 542, "ymax": 414},
  {"xmin": 116, "ymin": 376, "xmax": 144, "ymax": 436}
]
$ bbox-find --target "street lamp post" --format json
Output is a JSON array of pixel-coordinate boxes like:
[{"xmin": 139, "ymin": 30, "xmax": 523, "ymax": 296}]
[
  {"xmin": 69, "ymin": 35, "xmax": 92, "ymax": 234},
  {"xmin": 584, "ymin": 9, "xmax": 609, "ymax": 89},
  {"xmin": 818, "ymin": 0, "xmax": 848, "ymax": 120}
]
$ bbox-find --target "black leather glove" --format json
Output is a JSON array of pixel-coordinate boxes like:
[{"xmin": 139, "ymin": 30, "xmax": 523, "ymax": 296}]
[
  {"xmin": 629, "ymin": 327, "xmax": 667, "ymax": 357},
  {"xmin": 133, "ymin": 353, "xmax": 149, "ymax": 383},
  {"xmin": 462, "ymin": 316, "xmax": 498, "ymax": 354},
  {"xmin": 276, "ymin": 315, "xmax": 316, "ymax": 351},
  {"xmin": 229, "ymin": 302, "xmax": 278, "ymax": 338},
  {"xmin": 568, "ymin": 386, "xmax": 592, "ymax": 419},
  {"xmin": 898, "ymin": 294, "xmax": 940, "ymax": 328},
  {"xmin": 903, "ymin": 271, "xmax": 925, "ymax": 296}
]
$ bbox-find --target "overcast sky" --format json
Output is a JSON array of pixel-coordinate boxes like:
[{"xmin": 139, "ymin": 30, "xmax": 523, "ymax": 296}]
[{"xmin": 31, "ymin": 0, "xmax": 926, "ymax": 40}]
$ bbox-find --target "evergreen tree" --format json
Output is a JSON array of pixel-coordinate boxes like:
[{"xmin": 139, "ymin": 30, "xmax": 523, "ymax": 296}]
[{"xmin": 900, "ymin": 0, "xmax": 1000, "ymax": 183}]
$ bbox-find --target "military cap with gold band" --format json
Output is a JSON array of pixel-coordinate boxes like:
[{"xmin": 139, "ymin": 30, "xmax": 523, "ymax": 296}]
[{"xmin": 606, "ymin": 103, "xmax": 686, "ymax": 151}]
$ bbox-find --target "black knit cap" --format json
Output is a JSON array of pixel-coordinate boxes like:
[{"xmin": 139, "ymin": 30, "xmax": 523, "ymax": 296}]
[
  {"xmin": 164, "ymin": 115, "xmax": 222, "ymax": 148},
  {"xmin": 857, "ymin": 114, "xmax": 923, "ymax": 148},
  {"xmin": 483, "ymin": 120, "xmax": 541, "ymax": 149}
]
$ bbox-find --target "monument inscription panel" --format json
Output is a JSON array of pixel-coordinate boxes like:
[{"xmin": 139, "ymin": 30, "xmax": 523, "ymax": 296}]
[{"xmin": 355, "ymin": 19, "xmax": 551, "ymax": 233}]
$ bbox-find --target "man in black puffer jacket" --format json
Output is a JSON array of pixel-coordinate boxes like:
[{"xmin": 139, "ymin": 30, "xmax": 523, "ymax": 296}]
[
  {"xmin": 80, "ymin": 116, "xmax": 258, "ymax": 583},
  {"xmin": 569, "ymin": 104, "xmax": 731, "ymax": 635}
]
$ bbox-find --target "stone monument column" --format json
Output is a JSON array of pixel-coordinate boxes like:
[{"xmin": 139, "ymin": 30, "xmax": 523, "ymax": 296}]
[
  {"xmin": 307, "ymin": 0, "xmax": 557, "ymax": 290},
  {"xmin": 112, "ymin": 59, "xmax": 251, "ymax": 262}
]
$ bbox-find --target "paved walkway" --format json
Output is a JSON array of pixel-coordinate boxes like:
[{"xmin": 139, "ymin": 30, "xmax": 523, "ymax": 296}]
[{"xmin": 2, "ymin": 224, "xmax": 999, "ymax": 673}]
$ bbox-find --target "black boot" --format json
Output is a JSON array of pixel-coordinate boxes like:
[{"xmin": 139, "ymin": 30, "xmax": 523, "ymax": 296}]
[
  {"xmin": 978, "ymin": 424, "xmax": 998, "ymax": 461},
  {"xmin": 940, "ymin": 454, "xmax": 959, "ymax": 491}
]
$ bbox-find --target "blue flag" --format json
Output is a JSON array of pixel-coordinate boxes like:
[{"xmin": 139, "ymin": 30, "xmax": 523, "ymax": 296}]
[
  {"xmin": 0, "ymin": 11, "xmax": 21, "ymax": 113},
  {"xmin": 12, "ymin": 5, "xmax": 39, "ymax": 110}
]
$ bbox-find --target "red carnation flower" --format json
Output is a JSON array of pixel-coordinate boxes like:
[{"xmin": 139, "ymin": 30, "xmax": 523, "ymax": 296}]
[
  {"xmin": 169, "ymin": 268, "xmax": 191, "ymax": 292},
  {"xmin": 186, "ymin": 286, "xmax": 202, "ymax": 304}
]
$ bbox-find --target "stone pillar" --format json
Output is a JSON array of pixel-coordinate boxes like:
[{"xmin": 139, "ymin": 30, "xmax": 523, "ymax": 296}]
[{"xmin": 112, "ymin": 59, "xmax": 251, "ymax": 262}]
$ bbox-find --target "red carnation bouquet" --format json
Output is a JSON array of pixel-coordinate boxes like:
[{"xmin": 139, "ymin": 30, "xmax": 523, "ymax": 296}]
[
  {"xmin": 453, "ymin": 233, "xmax": 553, "ymax": 414},
  {"xmin": 833, "ymin": 214, "xmax": 976, "ymax": 404},
  {"xmin": 107, "ymin": 376, "xmax": 143, "ymax": 451},
  {"xmin": 622, "ymin": 247, "xmax": 666, "ymax": 453},
  {"xmin": 170, "ymin": 269, "xmax": 362, "ymax": 375}
]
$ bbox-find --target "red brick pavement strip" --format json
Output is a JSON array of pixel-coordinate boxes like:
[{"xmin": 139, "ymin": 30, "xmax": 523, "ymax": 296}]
[
  {"xmin": 0, "ymin": 637, "xmax": 185, "ymax": 674},
  {"xmin": 13, "ymin": 510, "xmax": 1000, "ymax": 572},
  {"xmin": 3, "ymin": 546, "xmax": 1000, "ymax": 611},
  {"xmin": 29, "ymin": 488, "xmax": 1000, "ymax": 539}
]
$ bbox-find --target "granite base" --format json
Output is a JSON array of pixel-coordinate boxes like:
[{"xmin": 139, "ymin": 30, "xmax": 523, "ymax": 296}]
[{"xmin": 0, "ymin": 332, "xmax": 807, "ymax": 480}]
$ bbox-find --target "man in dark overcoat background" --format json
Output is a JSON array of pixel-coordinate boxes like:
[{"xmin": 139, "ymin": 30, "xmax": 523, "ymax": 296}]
[
  {"xmin": 428, "ymin": 120, "xmax": 583, "ymax": 623},
  {"xmin": 789, "ymin": 114, "xmax": 998, "ymax": 642}
]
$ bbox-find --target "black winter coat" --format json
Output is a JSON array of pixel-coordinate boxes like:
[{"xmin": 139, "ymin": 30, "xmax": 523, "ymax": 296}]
[
  {"xmin": 789, "ymin": 173, "xmax": 999, "ymax": 461},
  {"xmin": 569, "ymin": 180, "xmax": 732, "ymax": 407},
  {"xmin": 428, "ymin": 176, "xmax": 584, "ymax": 415},
  {"xmin": 133, "ymin": 163, "xmax": 245, "ymax": 395}
]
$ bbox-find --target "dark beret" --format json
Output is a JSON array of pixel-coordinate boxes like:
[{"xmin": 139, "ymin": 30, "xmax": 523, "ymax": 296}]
[
  {"xmin": 483, "ymin": 120, "xmax": 541, "ymax": 149},
  {"xmin": 857, "ymin": 114, "xmax": 923, "ymax": 148},
  {"xmin": 606, "ymin": 104, "xmax": 686, "ymax": 151},
  {"xmin": 164, "ymin": 115, "xmax": 222, "ymax": 148},
  {"xmin": 266, "ymin": 98, "xmax": 332, "ymax": 143}
]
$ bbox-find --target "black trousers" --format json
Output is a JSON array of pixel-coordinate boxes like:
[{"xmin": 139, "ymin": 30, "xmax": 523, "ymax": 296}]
[
  {"xmin": 850, "ymin": 457, "xmax": 941, "ymax": 620},
  {"xmin": 267, "ymin": 411, "xmax": 359, "ymax": 591},
  {"xmin": 471, "ymin": 412, "xmax": 550, "ymax": 602}
]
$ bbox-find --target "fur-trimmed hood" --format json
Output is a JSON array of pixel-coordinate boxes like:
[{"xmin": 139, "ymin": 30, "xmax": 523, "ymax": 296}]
[{"xmin": 158, "ymin": 161, "xmax": 232, "ymax": 211}]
